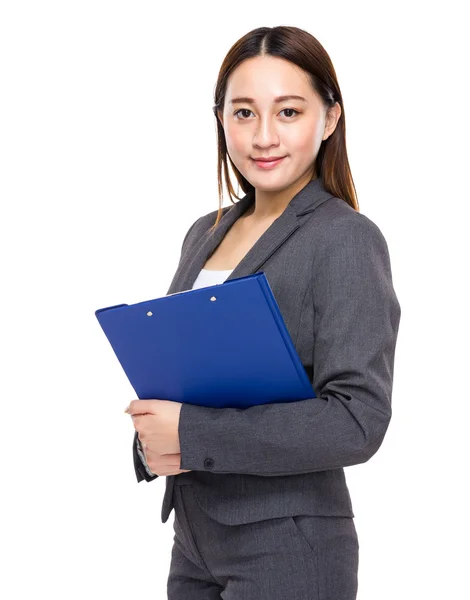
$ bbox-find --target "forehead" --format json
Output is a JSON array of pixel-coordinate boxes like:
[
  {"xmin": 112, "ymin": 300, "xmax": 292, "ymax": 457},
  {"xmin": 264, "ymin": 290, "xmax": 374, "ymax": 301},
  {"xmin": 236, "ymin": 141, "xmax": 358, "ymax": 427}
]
[{"xmin": 226, "ymin": 56, "xmax": 313, "ymax": 101}]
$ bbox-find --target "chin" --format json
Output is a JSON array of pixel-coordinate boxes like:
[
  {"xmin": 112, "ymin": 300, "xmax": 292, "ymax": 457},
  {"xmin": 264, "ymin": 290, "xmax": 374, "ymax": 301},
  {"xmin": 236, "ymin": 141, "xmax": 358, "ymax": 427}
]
[{"xmin": 253, "ymin": 181, "xmax": 292, "ymax": 193}]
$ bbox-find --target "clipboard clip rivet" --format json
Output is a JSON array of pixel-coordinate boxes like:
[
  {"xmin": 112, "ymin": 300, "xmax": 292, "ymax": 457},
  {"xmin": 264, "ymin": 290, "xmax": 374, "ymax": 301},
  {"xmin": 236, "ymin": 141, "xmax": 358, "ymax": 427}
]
[
  {"xmin": 210, "ymin": 296, "xmax": 217, "ymax": 302},
  {"xmin": 147, "ymin": 311, "xmax": 153, "ymax": 316}
]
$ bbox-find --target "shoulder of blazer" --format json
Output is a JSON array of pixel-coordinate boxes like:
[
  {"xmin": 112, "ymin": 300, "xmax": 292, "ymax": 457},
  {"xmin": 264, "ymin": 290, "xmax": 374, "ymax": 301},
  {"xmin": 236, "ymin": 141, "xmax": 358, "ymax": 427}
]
[
  {"xmin": 303, "ymin": 197, "xmax": 389, "ymax": 248},
  {"xmin": 180, "ymin": 205, "xmax": 232, "ymax": 255},
  {"xmin": 307, "ymin": 203, "xmax": 396, "ymax": 295}
]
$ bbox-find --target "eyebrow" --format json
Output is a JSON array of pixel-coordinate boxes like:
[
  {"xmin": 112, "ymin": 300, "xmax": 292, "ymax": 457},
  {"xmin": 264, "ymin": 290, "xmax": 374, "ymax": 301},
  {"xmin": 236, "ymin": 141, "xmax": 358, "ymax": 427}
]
[{"xmin": 229, "ymin": 95, "xmax": 308, "ymax": 105}]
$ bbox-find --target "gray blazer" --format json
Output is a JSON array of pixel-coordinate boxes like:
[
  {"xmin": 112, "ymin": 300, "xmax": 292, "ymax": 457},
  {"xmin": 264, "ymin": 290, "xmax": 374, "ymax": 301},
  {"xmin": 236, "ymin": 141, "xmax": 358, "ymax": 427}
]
[{"xmin": 132, "ymin": 177, "xmax": 401, "ymax": 525}]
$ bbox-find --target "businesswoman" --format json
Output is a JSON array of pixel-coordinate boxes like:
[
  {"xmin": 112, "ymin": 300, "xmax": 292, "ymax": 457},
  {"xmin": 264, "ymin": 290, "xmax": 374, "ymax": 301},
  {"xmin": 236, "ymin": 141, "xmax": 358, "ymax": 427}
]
[{"xmin": 126, "ymin": 25, "xmax": 401, "ymax": 600}]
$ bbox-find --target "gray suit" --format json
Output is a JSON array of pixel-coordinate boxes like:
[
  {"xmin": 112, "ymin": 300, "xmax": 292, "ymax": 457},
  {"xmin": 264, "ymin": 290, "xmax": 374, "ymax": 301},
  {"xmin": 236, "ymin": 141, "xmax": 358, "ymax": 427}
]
[{"xmin": 132, "ymin": 177, "xmax": 400, "ymax": 596}]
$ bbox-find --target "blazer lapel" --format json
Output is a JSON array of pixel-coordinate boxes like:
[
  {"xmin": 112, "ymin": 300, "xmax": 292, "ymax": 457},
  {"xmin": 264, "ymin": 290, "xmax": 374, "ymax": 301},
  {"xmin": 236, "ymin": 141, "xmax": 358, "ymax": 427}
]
[{"xmin": 168, "ymin": 177, "xmax": 334, "ymax": 294}]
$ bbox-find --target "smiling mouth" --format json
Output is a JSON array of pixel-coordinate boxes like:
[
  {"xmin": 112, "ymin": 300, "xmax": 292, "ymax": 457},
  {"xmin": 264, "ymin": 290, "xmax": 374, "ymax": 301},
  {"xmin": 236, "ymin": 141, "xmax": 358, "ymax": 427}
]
[
  {"xmin": 252, "ymin": 156, "xmax": 286, "ymax": 161},
  {"xmin": 251, "ymin": 157, "xmax": 286, "ymax": 169}
]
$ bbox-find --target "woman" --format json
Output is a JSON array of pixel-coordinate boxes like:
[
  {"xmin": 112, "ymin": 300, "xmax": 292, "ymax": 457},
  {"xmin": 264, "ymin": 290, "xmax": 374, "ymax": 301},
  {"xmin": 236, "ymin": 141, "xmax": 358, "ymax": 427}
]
[{"xmin": 126, "ymin": 25, "xmax": 401, "ymax": 600}]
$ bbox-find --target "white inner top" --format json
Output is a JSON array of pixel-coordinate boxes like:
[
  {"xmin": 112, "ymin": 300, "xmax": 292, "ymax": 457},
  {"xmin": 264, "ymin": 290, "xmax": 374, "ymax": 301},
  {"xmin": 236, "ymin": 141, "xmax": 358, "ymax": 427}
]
[
  {"xmin": 192, "ymin": 267, "xmax": 234, "ymax": 290},
  {"xmin": 203, "ymin": 268, "xmax": 233, "ymax": 272}
]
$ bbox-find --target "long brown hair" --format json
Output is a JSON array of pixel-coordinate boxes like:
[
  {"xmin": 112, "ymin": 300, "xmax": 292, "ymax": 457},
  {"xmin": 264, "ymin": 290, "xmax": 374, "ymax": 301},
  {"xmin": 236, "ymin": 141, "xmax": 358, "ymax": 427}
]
[{"xmin": 210, "ymin": 25, "xmax": 359, "ymax": 232}]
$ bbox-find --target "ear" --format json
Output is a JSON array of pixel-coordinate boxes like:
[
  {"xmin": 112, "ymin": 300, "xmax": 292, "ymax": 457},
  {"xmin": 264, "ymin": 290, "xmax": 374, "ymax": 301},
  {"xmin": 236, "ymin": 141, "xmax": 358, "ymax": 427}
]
[{"xmin": 323, "ymin": 102, "xmax": 341, "ymax": 141}]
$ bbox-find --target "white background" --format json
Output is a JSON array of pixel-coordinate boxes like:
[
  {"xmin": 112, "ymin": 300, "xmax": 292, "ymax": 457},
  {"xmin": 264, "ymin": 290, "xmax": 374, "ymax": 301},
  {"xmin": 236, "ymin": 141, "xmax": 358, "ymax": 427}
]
[{"xmin": 1, "ymin": 1, "xmax": 468, "ymax": 598}]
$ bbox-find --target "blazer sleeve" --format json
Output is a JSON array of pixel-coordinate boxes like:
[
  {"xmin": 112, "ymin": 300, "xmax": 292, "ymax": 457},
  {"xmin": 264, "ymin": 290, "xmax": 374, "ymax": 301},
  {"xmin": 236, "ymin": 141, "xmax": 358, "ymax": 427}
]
[
  {"xmin": 132, "ymin": 215, "xmax": 204, "ymax": 482},
  {"xmin": 177, "ymin": 213, "xmax": 402, "ymax": 476}
]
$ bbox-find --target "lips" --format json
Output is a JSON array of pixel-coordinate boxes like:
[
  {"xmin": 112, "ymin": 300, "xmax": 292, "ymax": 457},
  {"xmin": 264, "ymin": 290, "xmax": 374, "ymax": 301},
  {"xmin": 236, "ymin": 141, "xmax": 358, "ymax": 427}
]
[
  {"xmin": 252, "ymin": 157, "xmax": 285, "ymax": 162},
  {"xmin": 252, "ymin": 156, "xmax": 286, "ymax": 169}
]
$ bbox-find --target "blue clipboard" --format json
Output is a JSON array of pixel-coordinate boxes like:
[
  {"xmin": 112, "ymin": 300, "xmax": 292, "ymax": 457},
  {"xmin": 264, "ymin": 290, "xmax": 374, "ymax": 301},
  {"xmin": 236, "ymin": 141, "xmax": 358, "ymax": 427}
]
[{"xmin": 95, "ymin": 272, "xmax": 315, "ymax": 408}]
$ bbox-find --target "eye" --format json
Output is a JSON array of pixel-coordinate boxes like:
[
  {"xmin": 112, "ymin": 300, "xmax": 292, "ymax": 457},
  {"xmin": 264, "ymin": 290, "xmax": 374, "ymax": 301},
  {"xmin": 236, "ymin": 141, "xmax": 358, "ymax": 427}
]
[
  {"xmin": 233, "ymin": 108, "xmax": 300, "ymax": 120},
  {"xmin": 280, "ymin": 108, "xmax": 300, "ymax": 118},
  {"xmin": 234, "ymin": 109, "xmax": 253, "ymax": 119}
]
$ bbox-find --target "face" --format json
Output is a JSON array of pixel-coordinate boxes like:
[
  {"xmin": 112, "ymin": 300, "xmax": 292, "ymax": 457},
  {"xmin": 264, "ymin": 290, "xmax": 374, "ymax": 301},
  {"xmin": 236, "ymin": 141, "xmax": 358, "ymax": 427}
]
[{"xmin": 218, "ymin": 55, "xmax": 340, "ymax": 192}]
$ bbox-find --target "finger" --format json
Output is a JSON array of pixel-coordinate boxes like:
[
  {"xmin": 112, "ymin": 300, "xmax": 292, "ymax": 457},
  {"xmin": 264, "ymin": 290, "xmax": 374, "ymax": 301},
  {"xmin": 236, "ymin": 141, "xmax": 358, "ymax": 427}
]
[
  {"xmin": 126, "ymin": 399, "xmax": 159, "ymax": 416},
  {"xmin": 155, "ymin": 469, "xmax": 191, "ymax": 476},
  {"xmin": 130, "ymin": 413, "xmax": 150, "ymax": 431},
  {"xmin": 148, "ymin": 453, "xmax": 185, "ymax": 472},
  {"xmin": 160, "ymin": 454, "xmax": 184, "ymax": 467}
]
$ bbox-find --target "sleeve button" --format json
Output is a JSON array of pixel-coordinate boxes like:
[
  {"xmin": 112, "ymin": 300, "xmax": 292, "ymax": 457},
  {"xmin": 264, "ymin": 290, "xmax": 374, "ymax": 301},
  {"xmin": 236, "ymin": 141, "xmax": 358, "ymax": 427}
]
[{"xmin": 204, "ymin": 458, "xmax": 215, "ymax": 469}]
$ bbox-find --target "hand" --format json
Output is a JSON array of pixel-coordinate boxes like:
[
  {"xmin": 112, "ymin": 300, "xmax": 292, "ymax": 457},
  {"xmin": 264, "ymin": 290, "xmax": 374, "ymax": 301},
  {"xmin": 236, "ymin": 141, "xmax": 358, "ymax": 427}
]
[
  {"xmin": 126, "ymin": 399, "xmax": 192, "ymax": 476},
  {"xmin": 140, "ymin": 445, "xmax": 191, "ymax": 477}
]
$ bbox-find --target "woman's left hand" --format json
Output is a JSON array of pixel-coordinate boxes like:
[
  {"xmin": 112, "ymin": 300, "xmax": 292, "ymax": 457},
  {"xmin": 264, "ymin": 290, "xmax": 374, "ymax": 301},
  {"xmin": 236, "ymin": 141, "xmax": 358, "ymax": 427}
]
[{"xmin": 125, "ymin": 399, "xmax": 184, "ymax": 457}]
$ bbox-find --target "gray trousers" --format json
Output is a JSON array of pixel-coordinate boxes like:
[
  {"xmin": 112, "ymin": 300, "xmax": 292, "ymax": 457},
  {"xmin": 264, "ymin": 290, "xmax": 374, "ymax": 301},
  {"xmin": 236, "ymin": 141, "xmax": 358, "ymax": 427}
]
[{"xmin": 168, "ymin": 479, "xmax": 359, "ymax": 599}]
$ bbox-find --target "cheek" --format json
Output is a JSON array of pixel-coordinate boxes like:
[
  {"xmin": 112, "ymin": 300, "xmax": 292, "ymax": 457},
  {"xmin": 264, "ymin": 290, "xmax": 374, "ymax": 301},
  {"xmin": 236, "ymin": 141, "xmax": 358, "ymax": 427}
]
[
  {"xmin": 287, "ymin": 123, "xmax": 322, "ymax": 157},
  {"xmin": 225, "ymin": 125, "xmax": 246, "ymax": 156}
]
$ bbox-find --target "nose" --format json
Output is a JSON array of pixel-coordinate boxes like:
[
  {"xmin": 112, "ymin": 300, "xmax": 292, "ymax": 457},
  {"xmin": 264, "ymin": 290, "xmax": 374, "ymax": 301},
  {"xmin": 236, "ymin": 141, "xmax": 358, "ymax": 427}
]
[{"xmin": 252, "ymin": 116, "xmax": 280, "ymax": 148}]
